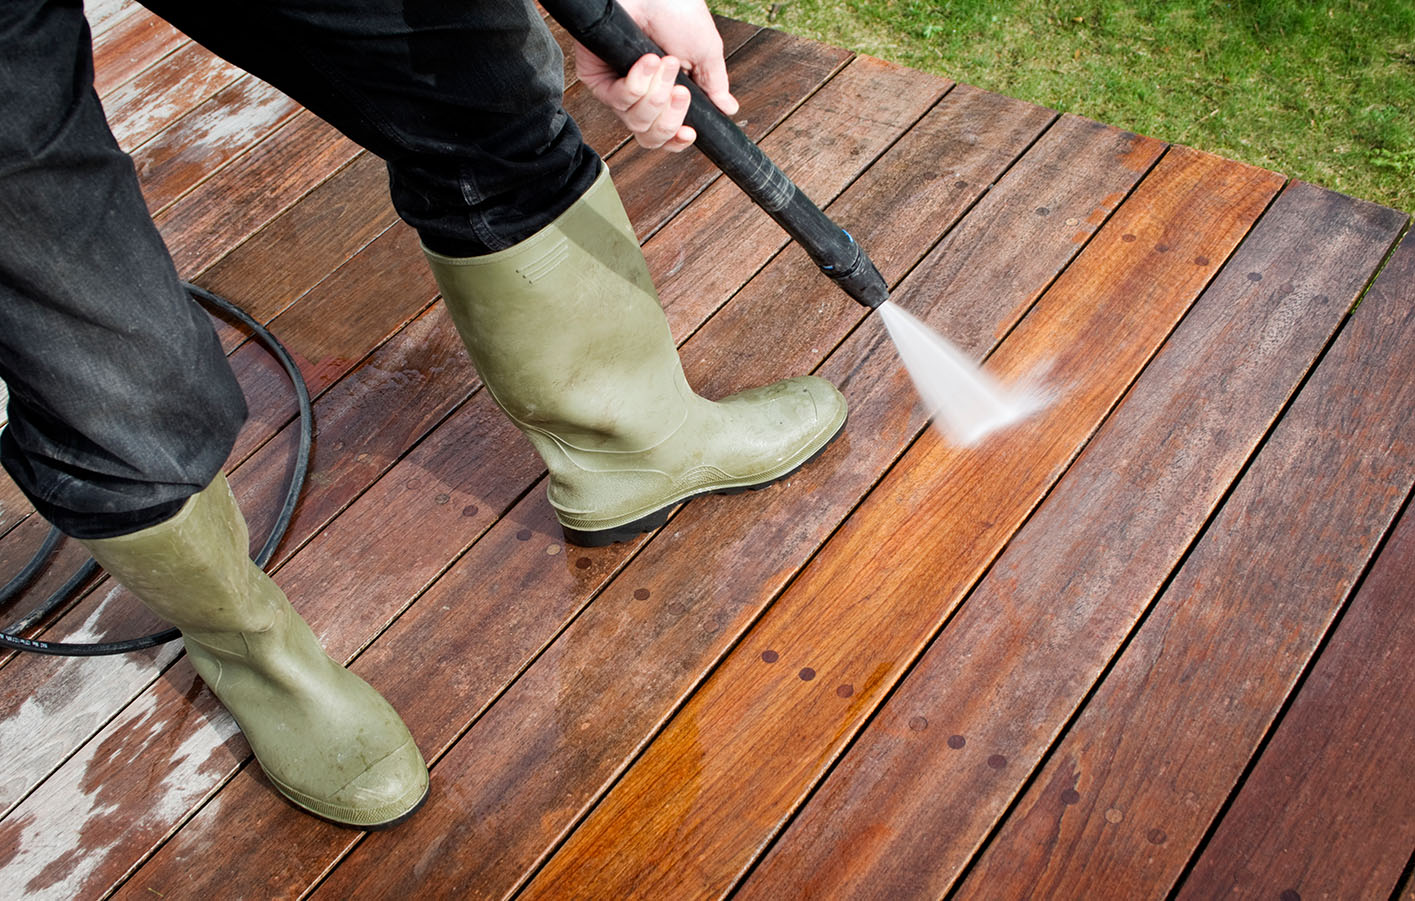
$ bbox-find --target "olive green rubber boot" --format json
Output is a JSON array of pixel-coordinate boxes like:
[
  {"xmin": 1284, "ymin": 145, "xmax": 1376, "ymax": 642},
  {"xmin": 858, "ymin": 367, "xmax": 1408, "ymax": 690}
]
[
  {"xmin": 425, "ymin": 166, "xmax": 848, "ymax": 546},
  {"xmin": 80, "ymin": 475, "xmax": 429, "ymax": 829}
]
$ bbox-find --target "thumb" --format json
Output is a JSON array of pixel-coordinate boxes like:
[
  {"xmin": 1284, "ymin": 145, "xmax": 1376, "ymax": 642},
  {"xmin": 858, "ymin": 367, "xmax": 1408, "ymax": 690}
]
[{"xmin": 687, "ymin": 55, "xmax": 739, "ymax": 116}]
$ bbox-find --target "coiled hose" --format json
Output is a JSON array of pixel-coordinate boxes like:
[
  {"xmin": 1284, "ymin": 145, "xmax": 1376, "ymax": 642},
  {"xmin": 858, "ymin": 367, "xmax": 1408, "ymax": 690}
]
[{"xmin": 0, "ymin": 283, "xmax": 312, "ymax": 656}]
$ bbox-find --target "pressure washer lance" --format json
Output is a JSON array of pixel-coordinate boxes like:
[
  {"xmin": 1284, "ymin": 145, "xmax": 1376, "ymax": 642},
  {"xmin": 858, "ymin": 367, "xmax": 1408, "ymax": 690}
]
[{"xmin": 541, "ymin": 0, "xmax": 1044, "ymax": 445}]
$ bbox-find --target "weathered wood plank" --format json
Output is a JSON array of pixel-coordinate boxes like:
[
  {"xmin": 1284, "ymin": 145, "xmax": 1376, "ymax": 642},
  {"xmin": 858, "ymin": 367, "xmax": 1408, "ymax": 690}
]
[
  {"xmin": 0, "ymin": 479, "xmax": 33, "ymax": 539},
  {"xmin": 102, "ymin": 41, "xmax": 243, "ymax": 152},
  {"xmin": 0, "ymin": 19, "xmax": 803, "ymax": 830},
  {"xmin": 953, "ymin": 210, "xmax": 1414, "ymax": 899},
  {"xmin": 0, "ymin": 22, "xmax": 837, "ymax": 893},
  {"xmin": 91, "ymin": 6, "xmax": 184, "ymax": 99},
  {"xmin": 114, "ymin": 54, "xmax": 956, "ymax": 901},
  {"xmin": 1176, "ymin": 241, "xmax": 1415, "ymax": 901},
  {"xmin": 222, "ymin": 221, "xmax": 436, "ymax": 462},
  {"xmin": 311, "ymin": 117, "xmax": 1161, "ymax": 899},
  {"xmin": 0, "ymin": 520, "xmax": 101, "ymax": 646},
  {"xmin": 524, "ymin": 147, "xmax": 1283, "ymax": 899},
  {"xmin": 197, "ymin": 152, "xmax": 399, "ymax": 349},
  {"xmin": 0, "ymin": 232, "xmax": 441, "ymax": 815},
  {"xmin": 740, "ymin": 181, "xmax": 1404, "ymax": 899},
  {"xmin": 132, "ymin": 75, "xmax": 302, "ymax": 215},
  {"xmin": 0, "ymin": 310, "xmax": 501, "ymax": 899},
  {"xmin": 153, "ymin": 109, "xmax": 361, "ymax": 275},
  {"xmin": 84, "ymin": 0, "xmax": 134, "ymax": 39}
]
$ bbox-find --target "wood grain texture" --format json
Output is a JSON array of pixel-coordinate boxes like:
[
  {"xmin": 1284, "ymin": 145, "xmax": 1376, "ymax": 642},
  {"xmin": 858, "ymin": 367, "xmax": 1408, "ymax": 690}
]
[
  {"xmin": 153, "ymin": 109, "xmax": 361, "ymax": 275},
  {"xmin": 313, "ymin": 113, "xmax": 1160, "ymax": 901},
  {"xmin": 122, "ymin": 65, "xmax": 958, "ymax": 901},
  {"xmin": 1176, "ymin": 237, "xmax": 1415, "ymax": 901},
  {"xmin": 0, "ymin": 238, "xmax": 441, "ymax": 828},
  {"xmin": 27, "ymin": 27, "xmax": 847, "ymax": 896},
  {"xmin": 524, "ymin": 146, "xmax": 1279, "ymax": 900},
  {"xmin": 740, "ymin": 180, "xmax": 1406, "ymax": 900},
  {"xmin": 0, "ymin": 22, "xmax": 803, "ymax": 873},
  {"xmin": 197, "ymin": 152, "xmax": 399, "ymax": 349},
  {"xmin": 132, "ymin": 75, "xmax": 302, "ymax": 215},
  {"xmin": 954, "ymin": 196, "xmax": 1413, "ymax": 899},
  {"xmin": 0, "ymin": 481, "xmax": 35, "ymax": 540},
  {"xmin": 0, "ymin": 313, "xmax": 511, "ymax": 900},
  {"xmin": 102, "ymin": 41, "xmax": 243, "ymax": 151},
  {"xmin": 90, "ymin": 6, "xmax": 184, "ymax": 98},
  {"xmin": 84, "ymin": 0, "xmax": 134, "ymax": 39},
  {"xmin": 0, "ymin": 520, "xmax": 100, "ymax": 649}
]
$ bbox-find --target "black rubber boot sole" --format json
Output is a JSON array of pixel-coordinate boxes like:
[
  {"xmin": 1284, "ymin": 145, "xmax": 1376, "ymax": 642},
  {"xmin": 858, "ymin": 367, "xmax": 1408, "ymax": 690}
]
[{"xmin": 560, "ymin": 416, "xmax": 847, "ymax": 548}]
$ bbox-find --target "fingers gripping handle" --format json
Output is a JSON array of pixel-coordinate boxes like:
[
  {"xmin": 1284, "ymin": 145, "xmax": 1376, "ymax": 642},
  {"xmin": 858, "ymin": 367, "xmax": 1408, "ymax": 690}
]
[{"xmin": 541, "ymin": 0, "xmax": 889, "ymax": 308}]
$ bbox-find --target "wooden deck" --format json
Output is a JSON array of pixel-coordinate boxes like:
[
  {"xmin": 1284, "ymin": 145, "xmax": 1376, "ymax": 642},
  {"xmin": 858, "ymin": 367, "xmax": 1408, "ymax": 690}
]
[{"xmin": 2, "ymin": 3, "xmax": 1413, "ymax": 898}]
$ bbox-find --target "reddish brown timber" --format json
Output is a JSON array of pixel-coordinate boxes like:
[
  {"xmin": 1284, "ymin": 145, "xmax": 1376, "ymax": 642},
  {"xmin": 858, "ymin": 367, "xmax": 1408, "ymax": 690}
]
[
  {"xmin": 116, "ymin": 53, "xmax": 957, "ymax": 901},
  {"xmin": 91, "ymin": 6, "xmax": 184, "ymax": 98},
  {"xmin": 85, "ymin": 0, "xmax": 134, "ymax": 39},
  {"xmin": 741, "ymin": 181, "xmax": 1404, "ymax": 898},
  {"xmin": 610, "ymin": 27, "xmax": 851, "ymax": 239},
  {"xmin": 954, "ymin": 214, "xmax": 1415, "ymax": 899},
  {"xmin": 0, "ymin": 482, "xmax": 33, "ymax": 538},
  {"xmin": 0, "ymin": 228, "xmax": 442, "ymax": 805},
  {"xmin": 132, "ymin": 75, "xmax": 303, "ymax": 215},
  {"xmin": 0, "ymin": 306, "xmax": 508, "ymax": 899},
  {"xmin": 523, "ymin": 147, "xmax": 1282, "ymax": 899},
  {"xmin": 196, "ymin": 152, "xmax": 399, "ymax": 350},
  {"xmin": 0, "ymin": 519, "xmax": 102, "ymax": 644},
  {"xmin": 221, "ymin": 221, "xmax": 436, "ymax": 463},
  {"xmin": 311, "ymin": 120, "xmax": 1163, "ymax": 899},
  {"xmin": 101, "ymin": 42, "xmax": 244, "ymax": 151},
  {"xmin": 153, "ymin": 109, "xmax": 361, "ymax": 275},
  {"xmin": 1176, "ymin": 241, "xmax": 1415, "ymax": 901},
  {"xmin": 0, "ymin": 16, "xmax": 800, "ymax": 808}
]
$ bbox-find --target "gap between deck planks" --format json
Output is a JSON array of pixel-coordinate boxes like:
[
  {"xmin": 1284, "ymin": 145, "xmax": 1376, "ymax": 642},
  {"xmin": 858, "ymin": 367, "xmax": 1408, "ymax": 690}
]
[
  {"xmin": 0, "ymin": 15, "xmax": 767, "ymax": 788},
  {"xmin": 741, "ymin": 184, "xmax": 1408, "ymax": 899},
  {"xmin": 313, "ymin": 111, "xmax": 1169, "ymax": 901},
  {"xmin": 524, "ymin": 143, "xmax": 1286, "ymax": 897},
  {"xmin": 3, "ymin": 6, "xmax": 1411, "ymax": 900},
  {"xmin": 1178, "ymin": 465, "xmax": 1415, "ymax": 898},
  {"xmin": 0, "ymin": 22, "xmax": 871, "ymax": 900},
  {"xmin": 956, "ymin": 220, "xmax": 1415, "ymax": 897},
  {"xmin": 115, "ymin": 48, "xmax": 956, "ymax": 901}
]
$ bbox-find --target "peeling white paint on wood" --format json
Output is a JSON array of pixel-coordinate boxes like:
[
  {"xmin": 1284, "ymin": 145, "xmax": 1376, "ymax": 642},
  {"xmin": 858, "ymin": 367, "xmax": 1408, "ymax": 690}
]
[
  {"xmin": 102, "ymin": 46, "xmax": 245, "ymax": 152},
  {"xmin": 132, "ymin": 77, "xmax": 301, "ymax": 180},
  {"xmin": 0, "ymin": 687, "xmax": 241, "ymax": 899},
  {"xmin": 0, "ymin": 586, "xmax": 183, "ymax": 812}
]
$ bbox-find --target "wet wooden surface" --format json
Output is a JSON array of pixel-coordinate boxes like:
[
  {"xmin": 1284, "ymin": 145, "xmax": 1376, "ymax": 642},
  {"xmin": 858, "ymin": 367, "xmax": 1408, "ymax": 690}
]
[{"xmin": 1, "ymin": 6, "xmax": 1412, "ymax": 899}]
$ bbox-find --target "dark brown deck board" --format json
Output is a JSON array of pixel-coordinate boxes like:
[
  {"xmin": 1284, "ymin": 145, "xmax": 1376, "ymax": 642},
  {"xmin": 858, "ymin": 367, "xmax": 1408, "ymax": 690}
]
[
  {"xmin": 955, "ymin": 217, "xmax": 1413, "ymax": 896},
  {"xmin": 1, "ymin": 11, "xmax": 1412, "ymax": 900},
  {"xmin": 526, "ymin": 145, "xmax": 1280, "ymax": 899},
  {"xmin": 1178, "ymin": 485, "xmax": 1415, "ymax": 899},
  {"xmin": 740, "ymin": 180, "xmax": 1403, "ymax": 899}
]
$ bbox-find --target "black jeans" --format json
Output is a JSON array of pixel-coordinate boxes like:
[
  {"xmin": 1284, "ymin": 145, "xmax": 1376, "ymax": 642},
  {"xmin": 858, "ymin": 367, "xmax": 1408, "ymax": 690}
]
[{"xmin": 0, "ymin": 0, "xmax": 601, "ymax": 537}]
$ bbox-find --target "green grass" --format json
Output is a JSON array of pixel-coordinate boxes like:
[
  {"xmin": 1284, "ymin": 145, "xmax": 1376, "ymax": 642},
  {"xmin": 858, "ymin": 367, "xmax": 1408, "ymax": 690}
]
[{"xmin": 710, "ymin": 0, "xmax": 1415, "ymax": 212}]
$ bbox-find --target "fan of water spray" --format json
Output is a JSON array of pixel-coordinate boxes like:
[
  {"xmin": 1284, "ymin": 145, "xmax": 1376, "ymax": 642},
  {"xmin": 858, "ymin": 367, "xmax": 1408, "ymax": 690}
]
[
  {"xmin": 875, "ymin": 300, "xmax": 1045, "ymax": 445},
  {"xmin": 541, "ymin": 0, "xmax": 1048, "ymax": 445}
]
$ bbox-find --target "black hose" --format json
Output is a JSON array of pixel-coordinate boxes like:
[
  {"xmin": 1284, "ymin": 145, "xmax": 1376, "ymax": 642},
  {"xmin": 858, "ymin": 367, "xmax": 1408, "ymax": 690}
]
[
  {"xmin": 539, "ymin": 0, "xmax": 890, "ymax": 308},
  {"xmin": 0, "ymin": 283, "xmax": 312, "ymax": 656}
]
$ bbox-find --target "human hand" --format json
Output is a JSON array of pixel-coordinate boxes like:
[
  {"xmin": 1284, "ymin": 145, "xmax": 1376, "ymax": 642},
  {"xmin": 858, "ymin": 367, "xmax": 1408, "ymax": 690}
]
[{"xmin": 574, "ymin": 0, "xmax": 740, "ymax": 152}]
